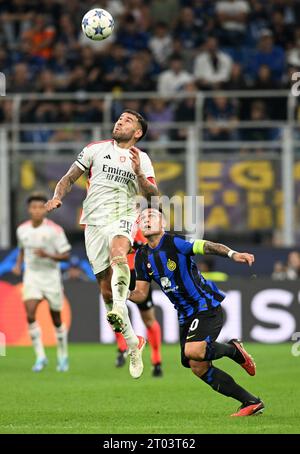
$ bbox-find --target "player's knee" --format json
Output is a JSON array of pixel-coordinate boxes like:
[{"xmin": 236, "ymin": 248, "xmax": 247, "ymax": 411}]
[
  {"xmin": 189, "ymin": 360, "xmax": 210, "ymax": 378},
  {"xmin": 184, "ymin": 341, "xmax": 207, "ymax": 361},
  {"xmin": 110, "ymin": 255, "xmax": 127, "ymax": 267}
]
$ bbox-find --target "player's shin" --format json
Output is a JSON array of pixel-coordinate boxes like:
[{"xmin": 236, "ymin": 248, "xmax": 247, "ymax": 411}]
[
  {"xmin": 29, "ymin": 322, "xmax": 46, "ymax": 360},
  {"xmin": 55, "ymin": 323, "xmax": 68, "ymax": 360},
  {"xmin": 200, "ymin": 366, "xmax": 258, "ymax": 404},
  {"xmin": 110, "ymin": 259, "xmax": 131, "ymax": 315},
  {"xmin": 121, "ymin": 303, "xmax": 138, "ymax": 349}
]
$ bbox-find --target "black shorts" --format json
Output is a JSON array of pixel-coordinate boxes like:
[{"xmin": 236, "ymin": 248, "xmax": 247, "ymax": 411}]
[
  {"xmin": 129, "ymin": 269, "xmax": 154, "ymax": 311},
  {"xmin": 180, "ymin": 305, "xmax": 223, "ymax": 368}
]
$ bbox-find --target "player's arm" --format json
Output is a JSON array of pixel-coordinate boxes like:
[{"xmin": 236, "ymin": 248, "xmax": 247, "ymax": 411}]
[
  {"xmin": 128, "ymin": 280, "xmax": 151, "ymax": 304},
  {"xmin": 193, "ymin": 239, "xmax": 254, "ymax": 266},
  {"xmin": 34, "ymin": 249, "xmax": 70, "ymax": 262},
  {"xmin": 12, "ymin": 248, "xmax": 24, "ymax": 276},
  {"xmin": 45, "ymin": 163, "xmax": 84, "ymax": 212},
  {"xmin": 129, "ymin": 147, "xmax": 159, "ymax": 199}
]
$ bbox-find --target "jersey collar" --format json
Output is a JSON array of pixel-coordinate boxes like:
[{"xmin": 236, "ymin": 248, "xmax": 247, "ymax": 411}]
[
  {"xmin": 113, "ymin": 140, "xmax": 130, "ymax": 153},
  {"xmin": 148, "ymin": 233, "xmax": 166, "ymax": 252}
]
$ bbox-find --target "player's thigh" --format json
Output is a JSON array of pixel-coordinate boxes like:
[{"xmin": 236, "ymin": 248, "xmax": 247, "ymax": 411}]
[
  {"xmin": 24, "ymin": 298, "xmax": 41, "ymax": 317},
  {"xmin": 85, "ymin": 225, "xmax": 110, "ymax": 275},
  {"xmin": 109, "ymin": 217, "xmax": 136, "ymax": 258},
  {"xmin": 180, "ymin": 306, "xmax": 223, "ymax": 368},
  {"xmin": 44, "ymin": 287, "xmax": 64, "ymax": 313}
]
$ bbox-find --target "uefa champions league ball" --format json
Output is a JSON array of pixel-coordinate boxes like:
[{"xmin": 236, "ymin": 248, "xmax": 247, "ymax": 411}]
[{"xmin": 81, "ymin": 8, "xmax": 114, "ymax": 41}]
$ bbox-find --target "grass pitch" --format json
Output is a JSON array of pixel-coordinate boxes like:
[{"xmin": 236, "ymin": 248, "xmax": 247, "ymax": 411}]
[{"xmin": 0, "ymin": 343, "xmax": 299, "ymax": 434}]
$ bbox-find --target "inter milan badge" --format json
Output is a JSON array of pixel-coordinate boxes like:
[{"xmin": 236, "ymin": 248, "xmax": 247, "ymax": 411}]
[
  {"xmin": 120, "ymin": 156, "xmax": 126, "ymax": 163},
  {"xmin": 167, "ymin": 259, "xmax": 176, "ymax": 271}
]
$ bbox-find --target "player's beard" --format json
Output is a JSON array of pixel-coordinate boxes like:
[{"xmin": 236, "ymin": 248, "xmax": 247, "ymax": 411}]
[{"xmin": 112, "ymin": 130, "xmax": 133, "ymax": 143}]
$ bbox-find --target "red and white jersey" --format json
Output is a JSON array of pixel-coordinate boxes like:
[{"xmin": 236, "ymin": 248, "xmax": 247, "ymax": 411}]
[
  {"xmin": 16, "ymin": 219, "xmax": 71, "ymax": 274},
  {"xmin": 75, "ymin": 140, "xmax": 155, "ymax": 226}
]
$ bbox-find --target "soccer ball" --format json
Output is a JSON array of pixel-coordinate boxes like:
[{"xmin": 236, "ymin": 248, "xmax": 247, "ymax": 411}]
[{"xmin": 81, "ymin": 8, "xmax": 114, "ymax": 41}]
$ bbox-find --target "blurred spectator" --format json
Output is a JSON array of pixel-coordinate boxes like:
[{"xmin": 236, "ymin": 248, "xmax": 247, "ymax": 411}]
[
  {"xmin": 115, "ymin": 13, "xmax": 149, "ymax": 54},
  {"xmin": 286, "ymin": 251, "xmax": 300, "ymax": 280},
  {"xmin": 271, "ymin": 261, "xmax": 287, "ymax": 280},
  {"xmin": 172, "ymin": 81, "xmax": 197, "ymax": 142},
  {"xmin": 216, "ymin": 0, "xmax": 250, "ymax": 46},
  {"xmin": 123, "ymin": 56, "xmax": 155, "ymax": 91},
  {"xmin": 22, "ymin": 13, "xmax": 56, "ymax": 60},
  {"xmin": 287, "ymin": 35, "xmax": 300, "ymax": 69},
  {"xmin": 242, "ymin": 100, "xmax": 279, "ymax": 144},
  {"xmin": 270, "ymin": 10, "xmax": 294, "ymax": 49},
  {"xmin": 205, "ymin": 96, "xmax": 239, "ymax": 143},
  {"xmin": 149, "ymin": 0, "xmax": 180, "ymax": 25},
  {"xmin": 157, "ymin": 55, "xmax": 193, "ymax": 95},
  {"xmin": 194, "ymin": 36, "xmax": 233, "ymax": 89},
  {"xmin": 223, "ymin": 62, "xmax": 248, "ymax": 90},
  {"xmin": 146, "ymin": 99, "xmax": 174, "ymax": 142},
  {"xmin": 8, "ymin": 62, "xmax": 33, "ymax": 93},
  {"xmin": 198, "ymin": 257, "xmax": 229, "ymax": 282},
  {"xmin": 103, "ymin": 43, "xmax": 129, "ymax": 89},
  {"xmin": 0, "ymin": 0, "xmax": 35, "ymax": 49},
  {"xmin": 248, "ymin": 29, "xmax": 285, "ymax": 81},
  {"xmin": 172, "ymin": 7, "xmax": 205, "ymax": 49},
  {"xmin": 148, "ymin": 22, "xmax": 173, "ymax": 66}
]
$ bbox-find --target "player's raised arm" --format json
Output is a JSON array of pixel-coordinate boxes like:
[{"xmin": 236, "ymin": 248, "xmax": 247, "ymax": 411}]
[
  {"xmin": 130, "ymin": 147, "xmax": 159, "ymax": 199},
  {"xmin": 45, "ymin": 163, "xmax": 84, "ymax": 212},
  {"xmin": 193, "ymin": 239, "xmax": 255, "ymax": 266}
]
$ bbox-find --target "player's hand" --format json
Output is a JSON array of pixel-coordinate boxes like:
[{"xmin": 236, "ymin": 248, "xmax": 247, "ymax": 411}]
[
  {"xmin": 12, "ymin": 265, "xmax": 22, "ymax": 276},
  {"xmin": 130, "ymin": 147, "xmax": 142, "ymax": 176},
  {"xmin": 34, "ymin": 249, "xmax": 49, "ymax": 258},
  {"xmin": 232, "ymin": 252, "xmax": 255, "ymax": 266},
  {"xmin": 45, "ymin": 198, "xmax": 62, "ymax": 212}
]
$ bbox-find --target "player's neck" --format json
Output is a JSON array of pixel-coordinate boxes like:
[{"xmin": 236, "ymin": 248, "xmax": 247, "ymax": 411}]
[
  {"xmin": 115, "ymin": 139, "xmax": 136, "ymax": 150},
  {"xmin": 147, "ymin": 231, "xmax": 164, "ymax": 249},
  {"xmin": 31, "ymin": 219, "xmax": 44, "ymax": 228}
]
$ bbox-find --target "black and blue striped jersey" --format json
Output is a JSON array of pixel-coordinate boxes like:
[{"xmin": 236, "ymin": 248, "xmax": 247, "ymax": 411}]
[{"xmin": 134, "ymin": 233, "xmax": 225, "ymax": 325}]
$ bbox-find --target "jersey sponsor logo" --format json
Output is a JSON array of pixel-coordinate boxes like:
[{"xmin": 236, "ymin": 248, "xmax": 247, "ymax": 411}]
[
  {"xmin": 102, "ymin": 164, "xmax": 136, "ymax": 184},
  {"xmin": 160, "ymin": 277, "xmax": 178, "ymax": 293},
  {"xmin": 167, "ymin": 259, "xmax": 176, "ymax": 271}
]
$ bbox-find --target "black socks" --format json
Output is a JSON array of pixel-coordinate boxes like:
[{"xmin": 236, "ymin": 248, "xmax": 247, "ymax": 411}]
[
  {"xmin": 201, "ymin": 366, "xmax": 258, "ymax": 404},
  {"xmin": 204, "ymin": 341, "xmax": 244, "ymax": 364}
]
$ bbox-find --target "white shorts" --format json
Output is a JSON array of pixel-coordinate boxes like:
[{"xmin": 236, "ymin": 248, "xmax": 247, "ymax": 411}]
[
  {"xmin": 85, "ymin": 217, "xmax": 137, "ymax": 275},
  {"xmin": 23, "ymin": 284, "xmax": 64, "ymax": 311}
]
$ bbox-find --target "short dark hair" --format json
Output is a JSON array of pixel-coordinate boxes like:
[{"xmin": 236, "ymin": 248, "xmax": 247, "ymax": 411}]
[
  {"xmin": 27, "ymin": 192, "xmax": 48, "ymax": 205},
  {"xmin": 123, "ymin": 109, "xmax": 148, "ymax": 141},
  {"xmin": 141, "ymin": 203, "xmax": 163, "ymax": 215}
]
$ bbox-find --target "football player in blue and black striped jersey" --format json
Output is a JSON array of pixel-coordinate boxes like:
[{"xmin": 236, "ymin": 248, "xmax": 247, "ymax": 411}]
[{"xmin": 129, "ymin": 206, "xmax": 264, "ymax": 417}]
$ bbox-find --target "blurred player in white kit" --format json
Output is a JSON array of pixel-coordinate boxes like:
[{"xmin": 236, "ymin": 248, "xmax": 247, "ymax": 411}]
[
  {"xmin": 46, "ymin": 110, "xmax": 159, "ymax": 378},
  {"xmin": 13, "ymin": 193, "xmax": 71, "ymax": 372}
]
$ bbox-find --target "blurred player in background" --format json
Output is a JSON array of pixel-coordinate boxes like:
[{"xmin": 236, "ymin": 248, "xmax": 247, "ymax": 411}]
[
  {"xmin": 115, "ymin": 229, "xmax": 163, "ymax": 377},
  {"xmin": 13, "ymin": 193, "xmax": 71, "ymax": 372},
  {"xmin": 46, "ymin": 110, "xmax": 159, "ymax": 379},
  {"xmin": 129, "ymin": 207, "xmax": 264, "ymax": 417}
]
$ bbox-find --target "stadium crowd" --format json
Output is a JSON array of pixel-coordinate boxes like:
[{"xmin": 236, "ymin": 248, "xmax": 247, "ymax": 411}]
[{"xmin": 0, "ymin": 0, "xmax": 300, "ymax": 148}]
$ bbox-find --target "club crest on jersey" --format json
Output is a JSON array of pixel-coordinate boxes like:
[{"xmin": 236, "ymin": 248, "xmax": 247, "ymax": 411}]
[
  {"xmin": 120, "ymin": 156, "xmax": 126, "ymax": 163},
  {"xmin": 167, "ymin": 259, "xmax": 176, "ymax": 271}
]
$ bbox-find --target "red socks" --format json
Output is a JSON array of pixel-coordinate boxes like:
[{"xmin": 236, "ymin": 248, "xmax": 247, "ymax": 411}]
[
  {"xmin": 147, "ymin": 320, "xmax": 162, "ymax": 365},
  {"xmin": 115, "ymin": 332, "xmax": 127, "ymax": 352}
]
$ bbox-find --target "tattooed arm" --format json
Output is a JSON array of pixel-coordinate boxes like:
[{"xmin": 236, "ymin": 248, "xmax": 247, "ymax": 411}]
[
  {"xmin": 193, "ymin": 239, "xmax": 255, "ymax": 266},
  {"xmin": 45, "ymin": 163, "xmax": 84, "ymax": 212}
]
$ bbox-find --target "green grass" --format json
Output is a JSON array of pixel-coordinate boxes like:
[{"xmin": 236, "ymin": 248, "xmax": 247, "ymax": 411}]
[{"xmin": 0, "ymin": 343, "xmax": 299, "ymax": 434}]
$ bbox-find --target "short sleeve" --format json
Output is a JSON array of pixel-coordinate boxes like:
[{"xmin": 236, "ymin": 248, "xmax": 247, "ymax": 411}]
[
  {"xmin": 173, "ymin": 236, "xmax": 194, "ymax": 256},
  {"xmin": 140, "ymin": 152, "xmax": 155, "ymax": 179},
  {"xmin": 53, "ymin": 229, "xmax": 71, "ymax": 254},
  {"xmin": 134, "ymin": 249, "xmax": 151, "ymax": 282},
  {"xmin": 75, "ymin": 146, "xmax": 94, "ymax": 172}
]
